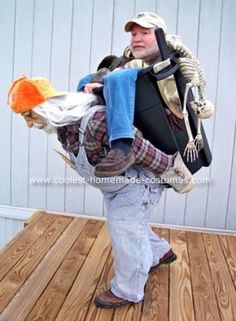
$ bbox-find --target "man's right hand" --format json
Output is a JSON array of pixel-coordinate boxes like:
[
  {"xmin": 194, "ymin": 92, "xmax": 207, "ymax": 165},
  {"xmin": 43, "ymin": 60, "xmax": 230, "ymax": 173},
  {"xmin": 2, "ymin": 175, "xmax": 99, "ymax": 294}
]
[{"xmin": 84, "ymin": 82, "xmax": 103, "ymax": 94}]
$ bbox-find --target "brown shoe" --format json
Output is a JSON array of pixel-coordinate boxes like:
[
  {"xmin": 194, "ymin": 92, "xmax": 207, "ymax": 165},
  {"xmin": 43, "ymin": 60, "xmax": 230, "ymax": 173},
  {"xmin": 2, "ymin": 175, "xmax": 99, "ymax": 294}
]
[
  {"xmin": 149, "ymin": 249, "xmax": 177, "ymax": 273},
  {"xmin": 95, "ymin": 290, "xmax": 131, "ymax": 309},
  {"xmin": 94, "ymin": 149, "xmax": 135, "ymax": 177}
]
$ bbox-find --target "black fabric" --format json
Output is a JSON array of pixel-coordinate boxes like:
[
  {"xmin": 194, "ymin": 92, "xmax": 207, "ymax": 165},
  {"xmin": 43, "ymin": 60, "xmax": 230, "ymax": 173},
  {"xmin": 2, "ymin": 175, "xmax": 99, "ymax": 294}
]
[
  {"xmin": 96, "ymin": 54, "xmax": 131, "ymax": 72},
  {"xmin": 97, "ymin": 55, "xmax": 119, "ymax": 71},
  {"xmin": 111, "ymin": 138, "xmax": 133, "ymax": 156},
  {"xmin": 134, "ymin": 56, "xmax": 212, "ymax": 174}
]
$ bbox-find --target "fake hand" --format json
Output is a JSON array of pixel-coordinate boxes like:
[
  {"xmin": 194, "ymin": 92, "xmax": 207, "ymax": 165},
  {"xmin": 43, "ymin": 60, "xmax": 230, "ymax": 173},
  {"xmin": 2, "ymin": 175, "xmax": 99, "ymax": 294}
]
[{"xmin": 84, "ymin": 82, "xmax": 103, "ymax": 94}]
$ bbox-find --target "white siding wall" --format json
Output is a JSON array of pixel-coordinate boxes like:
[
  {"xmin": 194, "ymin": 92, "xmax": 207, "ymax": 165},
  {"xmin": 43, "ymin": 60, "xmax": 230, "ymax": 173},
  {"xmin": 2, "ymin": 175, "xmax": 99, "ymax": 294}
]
[
  {"xmin": 0, "ymin": 0, "xmax": 236, "ymax": 236},
  {"xmin": 0, "ymin": 218, "xmax": 24, "ymax": 249},
  {"xmin": 0, "ymin": 206, "xmax": 34, "ymax": 249}
]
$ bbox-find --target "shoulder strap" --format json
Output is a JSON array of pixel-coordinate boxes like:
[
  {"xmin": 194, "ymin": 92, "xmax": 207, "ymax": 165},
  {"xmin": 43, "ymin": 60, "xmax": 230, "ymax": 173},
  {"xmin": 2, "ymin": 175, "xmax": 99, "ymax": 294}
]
[{"xmin": 79, "ymin": 105, "xmax": 105, "ymax": 143}]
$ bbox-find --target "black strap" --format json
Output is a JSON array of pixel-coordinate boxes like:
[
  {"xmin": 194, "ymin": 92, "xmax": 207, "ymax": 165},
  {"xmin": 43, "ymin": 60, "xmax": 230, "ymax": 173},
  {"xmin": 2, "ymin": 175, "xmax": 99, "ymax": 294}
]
[{"xmin": 155, "ymin": 28, "xmax": 169, "ymax": 61}]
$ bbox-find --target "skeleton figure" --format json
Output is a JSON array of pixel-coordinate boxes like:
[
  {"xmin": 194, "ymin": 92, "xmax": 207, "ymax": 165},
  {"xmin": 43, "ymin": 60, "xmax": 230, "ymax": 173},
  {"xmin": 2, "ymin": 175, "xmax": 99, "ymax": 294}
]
[{"xmin": 166, "ymin": 35, "xmax": 214, "ymax": 162}]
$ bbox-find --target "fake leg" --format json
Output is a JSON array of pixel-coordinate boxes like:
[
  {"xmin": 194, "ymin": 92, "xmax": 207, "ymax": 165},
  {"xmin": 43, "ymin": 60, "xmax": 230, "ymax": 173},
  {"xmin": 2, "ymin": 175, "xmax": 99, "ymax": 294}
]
[
  {"xmin": 95, "ymin": 68, "xmax": 142, "ymax": 177},
  {"xmin": 103, "ymin": 68, "xmax": 141, "ymax": 144}
]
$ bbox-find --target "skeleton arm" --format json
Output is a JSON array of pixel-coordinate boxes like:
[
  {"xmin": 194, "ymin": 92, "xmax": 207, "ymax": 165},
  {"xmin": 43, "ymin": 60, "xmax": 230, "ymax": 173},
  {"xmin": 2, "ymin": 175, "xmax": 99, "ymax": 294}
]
[{"xmin": 166, "ymin": 35, "xmax": 214, "ymax": 162}]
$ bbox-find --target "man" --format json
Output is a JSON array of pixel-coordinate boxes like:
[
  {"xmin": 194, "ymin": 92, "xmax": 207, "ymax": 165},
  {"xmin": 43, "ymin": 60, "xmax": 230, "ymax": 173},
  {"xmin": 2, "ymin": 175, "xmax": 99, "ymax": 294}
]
[
  {"xmin": 8, "ymin": 72, "xmax": 194, "ymax": 308},
  {"xmin": 82, "ymin": 12, "xmax": 169, "ymax": 177},
  {"xmin": 83, "ymin": 11, "xmax": 213, "ymax": 178}
]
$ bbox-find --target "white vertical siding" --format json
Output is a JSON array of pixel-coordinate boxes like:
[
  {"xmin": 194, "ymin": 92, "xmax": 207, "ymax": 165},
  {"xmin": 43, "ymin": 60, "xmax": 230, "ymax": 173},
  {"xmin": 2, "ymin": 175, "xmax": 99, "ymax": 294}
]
[
  {"xmin": 0, "ymin": 217, "xmax": 24, "ymax": 249},
  {"xmin": 29, "ymin": 0, "xmax": 53, "ymax": 210},
  {"xmin": 0, "ymin": 0, "xmax": 15, "ymax": 205},
  {"xmin": 11, "ymin": 0, "xmax": 35, "ymax": 207},
  {"xmin": 0, "ymin": 205, "xmax": 34, "ymax": 249},
  {"xmin": 205, "ymin": 0, "xmax": 236, "ymax": 229},
  {"xmin": 226, "ymin": 122, "xmax": 236, "ymax": 229},
  {"xmin": 0, "ymin": 0, "xmax": 235, "ymax": 232},
  {"xmin": 185, "ymin": 0, "xmax": 222, "ymax": 228}
]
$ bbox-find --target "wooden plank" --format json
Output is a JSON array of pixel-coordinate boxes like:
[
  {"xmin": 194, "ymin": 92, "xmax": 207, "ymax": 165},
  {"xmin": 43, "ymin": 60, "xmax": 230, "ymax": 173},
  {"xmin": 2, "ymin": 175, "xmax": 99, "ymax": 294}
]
[
  {"xmin": 24, "ymin": 210, "xmax": 46, "ymax": 227},
  {"xmin": 218, "ymin": 234, "xmax": 236, "ymax": 288},
  {"xmin": 54, "ymin": 224, "xmax": 111, "ymax": 321},
  {"xmin": 169, "ymin": 230, "xmax": 195, "ymax": 321},
  {"xmin": 1, "ymin": 219, "xmax": 236, "ymax": 321},
  {"xmin": 84, "ymin": 250, "xmax": 115, "ymax": 321},
  {"xmin": 141, "ymin": 228, "xmax": 170, "ymax": 321},
  {"xmin": 0, "ymin": 212, "xmax": 56, "ymax": 281},
  {"xmin": 0, "ymin": 215, "xmax": 73, "ymax": 313},
  {"xmin": 203, "ymin": 233, "xmax": 236, "ymax": 321},
  {"xmin": 0, "ymin": 217, "xmax": 87, "ymax": 321},
  {"xmin": 187, "ymin": 231, "xmax": 221, "ymax": 321},
  {"xmin": 113, "ymin": 303, "xmax": 142, "ymax": 321},
  {"xmin": 25, "ymin": 220, "xmax": 104, "ymax": 321},
  {"xmin": 142, "ymin": 267, "xmax": 168, "ymax": 321}
]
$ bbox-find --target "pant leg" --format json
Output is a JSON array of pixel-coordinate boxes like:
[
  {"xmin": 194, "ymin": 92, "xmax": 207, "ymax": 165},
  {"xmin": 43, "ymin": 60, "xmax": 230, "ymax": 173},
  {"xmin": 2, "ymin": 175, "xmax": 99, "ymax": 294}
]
[
  {"xmin": 103, "ymin": 68, "xmax": 141, "ymax": 144},
  {"xmin": 104, "ymin": 183, "xmax": 153, "ymax": 302},
  {"xmin": 141, "ymin": 184, "xmax": 171, "ymax": 266},
  {"xmin": 146, "ymin": 225, "xmax": 171, "ymax": 266}
]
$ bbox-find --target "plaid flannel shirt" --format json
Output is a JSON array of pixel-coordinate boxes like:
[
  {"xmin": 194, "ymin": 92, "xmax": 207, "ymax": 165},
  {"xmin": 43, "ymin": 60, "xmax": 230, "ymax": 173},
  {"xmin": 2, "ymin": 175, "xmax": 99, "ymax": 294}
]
[{"xmin": 57, "ymin": 107, "xmax": 172, "ymax": 176}]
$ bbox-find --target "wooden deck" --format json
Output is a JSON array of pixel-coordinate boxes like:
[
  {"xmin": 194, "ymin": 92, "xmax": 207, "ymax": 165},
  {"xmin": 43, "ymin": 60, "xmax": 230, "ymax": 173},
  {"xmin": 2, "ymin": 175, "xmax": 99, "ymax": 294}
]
[{"xmin": 0, "ymin": 211, "xmax": 235, "ymax": 321}]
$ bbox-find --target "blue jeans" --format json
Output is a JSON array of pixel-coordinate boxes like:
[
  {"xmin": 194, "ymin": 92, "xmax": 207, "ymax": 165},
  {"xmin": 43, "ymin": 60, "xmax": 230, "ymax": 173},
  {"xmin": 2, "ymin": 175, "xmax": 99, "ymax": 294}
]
[{"xmin": 103, "ymin": 68, "xmax": 141, "ymax": 144}]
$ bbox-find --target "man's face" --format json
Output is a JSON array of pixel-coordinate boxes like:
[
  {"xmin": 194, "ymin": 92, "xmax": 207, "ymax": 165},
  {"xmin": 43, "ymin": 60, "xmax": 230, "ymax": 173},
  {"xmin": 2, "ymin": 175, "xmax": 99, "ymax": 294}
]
[
  {"xmin": 21, "ymin": 110, "xmax": 56, "ymax": 134},
  {"xmin": 130, "ymin": 24, "xmax": 159, "ymax": 63}
]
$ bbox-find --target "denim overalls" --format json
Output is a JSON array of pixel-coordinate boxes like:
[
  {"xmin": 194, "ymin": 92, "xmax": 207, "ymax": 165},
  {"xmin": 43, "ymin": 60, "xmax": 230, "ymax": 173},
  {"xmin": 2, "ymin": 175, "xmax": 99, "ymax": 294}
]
[{"xmin": 69, "ymin": 105, "xmax": 171, "ymax": 302}]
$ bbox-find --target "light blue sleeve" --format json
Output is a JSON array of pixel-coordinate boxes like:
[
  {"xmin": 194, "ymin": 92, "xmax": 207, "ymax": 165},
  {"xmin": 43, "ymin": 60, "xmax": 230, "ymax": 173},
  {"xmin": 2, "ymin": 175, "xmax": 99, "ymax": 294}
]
[{"xmin": 77, "ymin": 74, "xmax": 93, "ymax": 91}]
